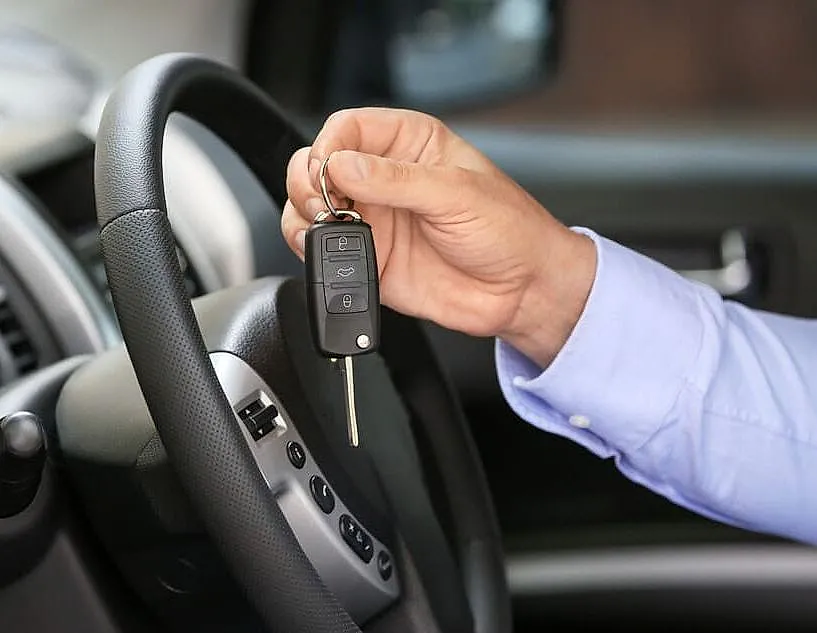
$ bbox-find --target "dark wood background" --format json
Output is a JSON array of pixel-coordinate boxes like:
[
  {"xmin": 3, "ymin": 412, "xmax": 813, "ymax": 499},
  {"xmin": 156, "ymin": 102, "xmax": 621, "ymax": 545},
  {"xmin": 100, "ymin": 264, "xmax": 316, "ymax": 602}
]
[{"xmin": 469, "ymin": 0, "xmax": 817, "ymax": 125}]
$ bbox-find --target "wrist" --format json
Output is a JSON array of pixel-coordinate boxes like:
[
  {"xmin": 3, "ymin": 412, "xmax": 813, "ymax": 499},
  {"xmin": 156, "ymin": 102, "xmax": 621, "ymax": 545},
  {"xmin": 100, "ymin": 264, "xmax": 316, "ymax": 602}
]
[{"xmin": 499, "ymin": 227, "xmax": 597, "ymax": 368}]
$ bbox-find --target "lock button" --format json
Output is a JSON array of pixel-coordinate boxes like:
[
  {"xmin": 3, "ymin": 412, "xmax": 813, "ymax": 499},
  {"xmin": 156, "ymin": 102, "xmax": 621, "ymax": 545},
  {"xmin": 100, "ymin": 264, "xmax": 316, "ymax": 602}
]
[{"xmin": 325, "ymin": 235, "xmax": 361, "ymax": 252}]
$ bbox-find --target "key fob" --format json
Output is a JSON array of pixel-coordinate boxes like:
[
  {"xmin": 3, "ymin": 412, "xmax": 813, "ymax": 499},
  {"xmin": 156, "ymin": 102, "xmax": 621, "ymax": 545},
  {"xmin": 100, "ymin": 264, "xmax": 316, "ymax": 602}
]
[{"xmin": 305, "ymin": 220, "xmax": 380, "ymax": 357}]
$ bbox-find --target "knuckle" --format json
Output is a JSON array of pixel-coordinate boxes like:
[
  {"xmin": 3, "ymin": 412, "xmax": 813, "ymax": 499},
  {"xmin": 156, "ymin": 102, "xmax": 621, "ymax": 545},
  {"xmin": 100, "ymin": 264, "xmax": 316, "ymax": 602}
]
[
  {"xmin": 289, "ymin": 145, "xmax": 311, "ymax": 167},
  {"xmin": 281, "ymin": 200, "xmax": 306, "ymax": 235},
  {"xmin": 286, "ymin": 146, "xmax": 310, "ymax": 176},
  {"xmin": 286, "ymin": 149, "xmax": 314, "ymax": 199},
  {"xmin": 280, "ymin": 203, "xmax": 294, "ymax": 233},
  {"xmin": 314, "ymin": 110, "xmax": 361, "ymax": 158},
  {"xmin": 431, "ymin": 116, "xmax": 463, "ymax": 150},
  {"xmin": 424, "ymin": 113, "xmax": 446, "ymax": 135},
  {"xmin": 417, "ymin": 112, "xmax": 458, "ymax": 162},
  {"xmin": 324, "ymin": 108, "xmax": 355, "ymax": 131}
]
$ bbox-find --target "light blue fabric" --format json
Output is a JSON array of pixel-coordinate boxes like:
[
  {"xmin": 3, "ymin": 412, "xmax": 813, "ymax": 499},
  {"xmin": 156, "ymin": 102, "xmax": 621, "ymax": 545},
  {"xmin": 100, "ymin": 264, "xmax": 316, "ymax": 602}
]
[{"xmin": 496, "ymin": 228, "xmax": 817, "ymax": 544}]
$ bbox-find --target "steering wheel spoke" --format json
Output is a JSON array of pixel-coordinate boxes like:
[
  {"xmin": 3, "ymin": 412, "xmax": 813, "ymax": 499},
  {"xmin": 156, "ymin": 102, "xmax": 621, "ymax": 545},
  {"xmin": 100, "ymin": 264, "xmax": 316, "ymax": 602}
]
[{"xmin": 210, "ymin": 349, "xmax": 399, "ymax": 623}]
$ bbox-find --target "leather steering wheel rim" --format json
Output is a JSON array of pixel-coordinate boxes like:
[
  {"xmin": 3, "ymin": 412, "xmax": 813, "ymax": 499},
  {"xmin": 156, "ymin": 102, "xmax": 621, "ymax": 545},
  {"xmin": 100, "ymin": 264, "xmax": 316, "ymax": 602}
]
[{"xmin": 94, "ymin": 53, "xmax": 510, "ymax": 633}]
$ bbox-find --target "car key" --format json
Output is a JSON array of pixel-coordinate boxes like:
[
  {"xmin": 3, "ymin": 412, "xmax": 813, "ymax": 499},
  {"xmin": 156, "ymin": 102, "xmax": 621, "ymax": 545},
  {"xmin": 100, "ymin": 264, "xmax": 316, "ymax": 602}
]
[{"xmin": 304, "ymin": 157, "xmax": 380, "ymax": 447}]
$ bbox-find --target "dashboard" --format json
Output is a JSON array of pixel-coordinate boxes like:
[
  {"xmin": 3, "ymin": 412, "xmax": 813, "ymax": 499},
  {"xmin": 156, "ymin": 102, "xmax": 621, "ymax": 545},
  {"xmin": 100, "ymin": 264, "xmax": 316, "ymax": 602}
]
[
  {"xmin": 0, "ymin": 112, "xmax": 302, "ymax": 390},
  {"xmin": 0, "ymin": 0, "xmax": 271, "ymax": 387}
]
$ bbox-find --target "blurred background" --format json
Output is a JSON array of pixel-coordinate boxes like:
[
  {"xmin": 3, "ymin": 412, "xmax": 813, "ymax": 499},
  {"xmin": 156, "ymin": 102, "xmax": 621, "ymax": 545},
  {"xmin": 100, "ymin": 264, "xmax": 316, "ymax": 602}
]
[
  {"xmin": 2, "ymin": 1, "xmax": 817, "ymax": 628},
  {"xmin": 9, "ymin": 1, "xmax": 817, "ymax": 128},
  {"xmin": 4, "ymin": 0, "xmax": 817, "ymax": 541}
]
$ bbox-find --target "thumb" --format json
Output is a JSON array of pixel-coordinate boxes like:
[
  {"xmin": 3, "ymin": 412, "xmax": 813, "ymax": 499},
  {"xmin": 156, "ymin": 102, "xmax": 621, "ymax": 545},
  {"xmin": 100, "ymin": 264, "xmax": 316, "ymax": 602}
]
[{"xmin": 322, "ymin": 150, "xmax": 478, "ymax": 218}]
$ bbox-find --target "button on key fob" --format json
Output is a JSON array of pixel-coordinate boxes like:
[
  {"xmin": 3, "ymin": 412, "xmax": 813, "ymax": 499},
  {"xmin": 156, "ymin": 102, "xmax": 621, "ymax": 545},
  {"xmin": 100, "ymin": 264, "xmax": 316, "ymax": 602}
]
[{"xmin": 305, "ymin": 218, "xmax": 380, "ymax": 358}]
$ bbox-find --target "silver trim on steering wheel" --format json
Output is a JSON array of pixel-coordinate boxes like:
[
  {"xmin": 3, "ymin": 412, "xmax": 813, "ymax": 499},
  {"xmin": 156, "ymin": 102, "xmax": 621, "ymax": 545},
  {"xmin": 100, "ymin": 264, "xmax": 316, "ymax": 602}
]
[{"xmin": 210, "ymin": 351, "xmax": 400, "ymax": 625}]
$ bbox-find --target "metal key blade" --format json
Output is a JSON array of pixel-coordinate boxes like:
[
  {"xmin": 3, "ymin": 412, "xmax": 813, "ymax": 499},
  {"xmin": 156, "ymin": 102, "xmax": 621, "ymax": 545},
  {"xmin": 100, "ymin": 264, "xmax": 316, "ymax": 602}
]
[{"xmin": 341, "ymin": 355, "xmax": 360, "ymax": 447}]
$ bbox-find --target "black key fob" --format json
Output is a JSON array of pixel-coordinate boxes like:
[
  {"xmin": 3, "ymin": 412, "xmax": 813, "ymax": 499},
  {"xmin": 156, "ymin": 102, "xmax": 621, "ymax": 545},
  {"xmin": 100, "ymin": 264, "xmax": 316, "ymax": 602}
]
[{"xmin": 305, "ymin": 219, "xmax": 380, "ymax": 358}]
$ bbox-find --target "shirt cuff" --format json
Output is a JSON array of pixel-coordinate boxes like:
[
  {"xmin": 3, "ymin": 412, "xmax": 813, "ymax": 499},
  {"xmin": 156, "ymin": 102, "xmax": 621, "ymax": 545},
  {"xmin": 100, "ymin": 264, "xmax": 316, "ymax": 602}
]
[{"xmin": 496, "ymin": 227, "xmax": 713, "ymax": 456}]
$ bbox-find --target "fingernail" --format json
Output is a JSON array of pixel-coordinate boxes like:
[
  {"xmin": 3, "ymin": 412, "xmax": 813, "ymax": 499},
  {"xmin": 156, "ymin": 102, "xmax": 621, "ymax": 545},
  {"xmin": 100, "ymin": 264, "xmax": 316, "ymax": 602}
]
[
  {"xmin": 295, "ymin": 230, "xmax": 306, "ymax": 253},
  {"xmin": 305, "ymin": 197, "xmax": 324, "ymax": 217}
]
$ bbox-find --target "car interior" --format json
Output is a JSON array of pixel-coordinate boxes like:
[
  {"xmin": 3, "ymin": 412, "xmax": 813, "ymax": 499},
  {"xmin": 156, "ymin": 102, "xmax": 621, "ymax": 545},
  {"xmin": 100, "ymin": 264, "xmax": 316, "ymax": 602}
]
[{"xmin": 1, "ymin": 1, "xmax": 817, "ymax": 631}]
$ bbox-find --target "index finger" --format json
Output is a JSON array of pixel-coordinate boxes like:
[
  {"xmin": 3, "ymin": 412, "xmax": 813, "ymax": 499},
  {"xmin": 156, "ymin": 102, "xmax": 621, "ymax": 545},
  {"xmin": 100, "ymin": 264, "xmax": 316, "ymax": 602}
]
[{"xmin": 308, "ymin": 108, "xmax": 453, "ymax": 180}]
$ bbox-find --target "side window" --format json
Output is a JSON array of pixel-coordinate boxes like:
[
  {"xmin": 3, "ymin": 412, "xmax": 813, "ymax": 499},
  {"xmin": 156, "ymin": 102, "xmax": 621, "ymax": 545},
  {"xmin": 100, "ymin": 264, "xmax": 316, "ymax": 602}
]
[{"xmin": 325, "ymin": 0, "xmax": 558, "ymax": 113}]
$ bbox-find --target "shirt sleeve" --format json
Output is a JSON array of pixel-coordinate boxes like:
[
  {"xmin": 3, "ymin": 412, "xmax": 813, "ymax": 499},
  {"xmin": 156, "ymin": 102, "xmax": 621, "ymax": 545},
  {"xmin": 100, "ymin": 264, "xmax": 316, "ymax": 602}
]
[{"xmin": 496, "ymin": 227, "xmax": 817, "ymax": 545}]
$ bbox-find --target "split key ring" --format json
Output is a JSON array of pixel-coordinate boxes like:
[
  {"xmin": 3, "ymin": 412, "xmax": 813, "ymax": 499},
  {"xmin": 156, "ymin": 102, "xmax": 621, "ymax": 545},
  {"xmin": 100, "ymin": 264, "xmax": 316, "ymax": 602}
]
[{"xmin": 319, "ymin": 154, "xmax": 356, "ymax": 219}]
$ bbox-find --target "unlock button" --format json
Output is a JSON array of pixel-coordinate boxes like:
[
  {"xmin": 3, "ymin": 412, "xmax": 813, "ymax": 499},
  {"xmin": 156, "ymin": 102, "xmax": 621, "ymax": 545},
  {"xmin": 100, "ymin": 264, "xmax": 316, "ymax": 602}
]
[{"xmin": 326, "ymin": 288, "xmax": 368, "ymax": 314}]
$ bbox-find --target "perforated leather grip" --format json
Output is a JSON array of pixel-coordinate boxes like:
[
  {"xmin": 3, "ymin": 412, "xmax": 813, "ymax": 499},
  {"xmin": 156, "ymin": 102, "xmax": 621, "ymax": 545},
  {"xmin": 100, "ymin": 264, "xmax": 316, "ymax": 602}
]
[{"xmin": 95, "ymin": 54, "xmax": 359, "ymax": 633}]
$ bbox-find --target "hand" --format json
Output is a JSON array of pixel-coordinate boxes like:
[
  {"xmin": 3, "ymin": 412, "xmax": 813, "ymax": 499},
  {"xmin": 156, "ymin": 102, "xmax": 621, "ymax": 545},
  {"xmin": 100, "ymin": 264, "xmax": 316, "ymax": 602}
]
[{"xmin": 282, "ymin": 108, "xmax": 596, "ymax": 367}]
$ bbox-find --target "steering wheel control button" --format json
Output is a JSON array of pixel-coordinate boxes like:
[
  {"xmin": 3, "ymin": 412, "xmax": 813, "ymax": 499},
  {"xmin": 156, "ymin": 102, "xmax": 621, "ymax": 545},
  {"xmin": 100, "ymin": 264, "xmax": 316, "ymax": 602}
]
[
  {"xmin": 376, "ymin": 551, "xmax": 393, "ymax": 581},
  {"xmin": 237, "ymin": 398, "xmax": 264, "ymax": 421},
  {"xmin": 240, "ymin": 403, "xmax": 279, "ymax": 441},
  {"xmin": 286, "ymin": 441, "xmax": 306, "ymax": 469},
  {"xmin": 310, "ymin": 475, "xmax": 336, "ymax": 514},
  {"xmin": 326, "ymin": 235, "xmax": 361, "ymax": 252},
  {"xmin": 339, "ymin": 514, "xmax": 374, "ymax": 563}
]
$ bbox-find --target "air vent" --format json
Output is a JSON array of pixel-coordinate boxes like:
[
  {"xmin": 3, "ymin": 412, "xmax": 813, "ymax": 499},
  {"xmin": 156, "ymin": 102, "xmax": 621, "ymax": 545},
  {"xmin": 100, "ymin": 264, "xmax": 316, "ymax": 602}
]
[{"xmin": 0, "ymin": 285, "xmax": 37, "ymax": 378}]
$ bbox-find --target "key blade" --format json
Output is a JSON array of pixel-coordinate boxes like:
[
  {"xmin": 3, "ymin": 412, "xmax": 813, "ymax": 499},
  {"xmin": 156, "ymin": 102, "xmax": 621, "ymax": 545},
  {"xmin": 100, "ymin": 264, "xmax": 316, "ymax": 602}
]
[{"xmin": 341, "ymin": 355, "xmax": 360, "ymax": 447}]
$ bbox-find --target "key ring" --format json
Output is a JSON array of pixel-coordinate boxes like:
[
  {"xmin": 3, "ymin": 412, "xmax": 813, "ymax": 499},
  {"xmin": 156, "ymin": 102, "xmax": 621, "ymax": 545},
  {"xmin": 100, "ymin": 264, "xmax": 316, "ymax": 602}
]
[
  {"xmin": 313, "ymin": 209, "xmax": 362, "ymax": 223},
  {"xmin": 319, "ymin": 154, "xmax": 356, "ymax": 218}
]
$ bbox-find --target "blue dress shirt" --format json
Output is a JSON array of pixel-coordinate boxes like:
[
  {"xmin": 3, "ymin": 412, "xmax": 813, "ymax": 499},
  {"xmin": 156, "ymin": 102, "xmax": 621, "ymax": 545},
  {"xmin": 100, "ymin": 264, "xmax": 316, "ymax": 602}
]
[{"xmin": 496, "ymin": 228, "xmax": 817, "ymax": 545}]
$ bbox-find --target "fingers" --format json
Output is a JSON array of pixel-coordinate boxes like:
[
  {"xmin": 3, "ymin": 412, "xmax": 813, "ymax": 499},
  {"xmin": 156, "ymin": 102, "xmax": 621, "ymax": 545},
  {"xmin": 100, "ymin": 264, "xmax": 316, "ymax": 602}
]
[
  {"xmin": 323, "ymin": 150, "xmax": 481, "ymax": 218},
  {"xmin": 307, "ymin": 108, "xmax": 494, "ymax": 191},
  {"xmin": 287, "ymin": 108, "xmax": 501, "ymax": 230},
  {"xmin": 286, "ymin": 145, "xmax": 324, "ymax": 222},
  {"xmin": 281, "ymin": 199, "xmax": 309, "ymax": 260},
  {"xmin": 310, "ymin": 108, "xmax": 449, "ymax": 171}
]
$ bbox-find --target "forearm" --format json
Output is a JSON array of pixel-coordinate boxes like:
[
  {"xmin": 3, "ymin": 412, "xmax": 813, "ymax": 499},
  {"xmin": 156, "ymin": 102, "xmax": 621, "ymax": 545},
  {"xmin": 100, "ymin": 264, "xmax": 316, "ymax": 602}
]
[{"xmin": 497, "ymin": 230, "xmax": 817, "ymax": 544}]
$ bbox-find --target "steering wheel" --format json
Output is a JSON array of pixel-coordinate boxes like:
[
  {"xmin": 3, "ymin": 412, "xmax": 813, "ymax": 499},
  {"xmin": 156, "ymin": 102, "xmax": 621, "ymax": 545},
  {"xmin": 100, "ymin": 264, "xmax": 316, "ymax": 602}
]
[{"xmin": 93, "ymin": 54, "xmax": 511, "ymax": 633}]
